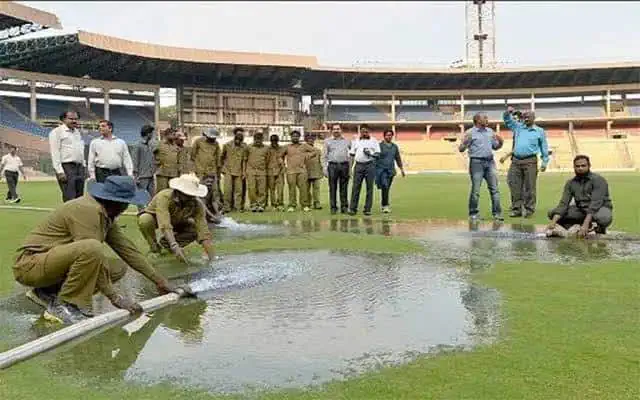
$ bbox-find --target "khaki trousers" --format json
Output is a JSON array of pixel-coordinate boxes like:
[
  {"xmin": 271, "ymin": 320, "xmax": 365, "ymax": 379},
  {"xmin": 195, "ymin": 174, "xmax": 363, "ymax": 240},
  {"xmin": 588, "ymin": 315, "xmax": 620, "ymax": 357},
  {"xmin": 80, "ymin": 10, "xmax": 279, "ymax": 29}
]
[
  {"xmin": 287, "ymin": 172, "xmax": 309, "ymax": 209},
  {"xmin": 223, "ymin": 174, "xmax": 244, "ymax": 212},
  {"xmin": 137, "ymin": 213, "xmax": 198, "ymax": 250},
  {"xmin": 267, "ymin": 173, "xmax": 285, "ymax": 208},
  {"xmin": 307, "ymin": 178, "xmax": 321, "ymax": 208},
  {"xmin": 246, "ymin": 174, "xmax": 267, "ymax": 209},
  {"xmin": 13, "ymin": 239, "xmax": 127, "ymax": 310}
]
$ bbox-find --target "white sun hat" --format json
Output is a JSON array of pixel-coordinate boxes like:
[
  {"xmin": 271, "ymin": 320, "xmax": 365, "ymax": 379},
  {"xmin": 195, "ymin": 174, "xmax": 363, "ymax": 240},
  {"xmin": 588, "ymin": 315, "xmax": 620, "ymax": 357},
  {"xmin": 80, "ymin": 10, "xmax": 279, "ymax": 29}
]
[{"xmin": 169, "ymin": 173, "xmax": 208, "ymax": 197}]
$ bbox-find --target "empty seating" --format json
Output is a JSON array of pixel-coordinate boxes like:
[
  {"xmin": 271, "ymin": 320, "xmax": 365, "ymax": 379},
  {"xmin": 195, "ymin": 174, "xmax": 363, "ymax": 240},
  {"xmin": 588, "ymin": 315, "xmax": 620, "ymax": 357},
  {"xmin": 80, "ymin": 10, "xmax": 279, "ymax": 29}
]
[
  {"xmin": 535, "ymin": 103, "xmax": 605, "ymax": 119},
  {"xmin": 0, "ymin": 99, "xmax": 48, "ymax": 137},
  {"xmin": 328, "ymin": 106, "xmax": 389, "ymax": 121},
  {"xmin": 91, "ymin": 104, "xmax": 154, "ymax": 143},
  {"xmin": 396, "ymin": 106, "xmax": 452, "ymax": 121}
]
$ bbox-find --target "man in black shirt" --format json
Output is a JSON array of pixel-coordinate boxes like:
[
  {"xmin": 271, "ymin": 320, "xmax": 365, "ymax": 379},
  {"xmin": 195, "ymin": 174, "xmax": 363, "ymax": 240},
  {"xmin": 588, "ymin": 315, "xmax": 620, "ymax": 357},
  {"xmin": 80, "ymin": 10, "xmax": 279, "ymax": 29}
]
[{"xmin": 546, "ymin": 155, "xmax": 613, "ymax": 238}]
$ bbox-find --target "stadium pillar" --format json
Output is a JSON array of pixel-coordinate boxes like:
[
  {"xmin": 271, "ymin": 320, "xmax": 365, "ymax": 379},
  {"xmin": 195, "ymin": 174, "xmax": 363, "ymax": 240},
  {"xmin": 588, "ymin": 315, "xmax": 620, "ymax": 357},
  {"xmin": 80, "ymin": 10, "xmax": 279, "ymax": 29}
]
[
  {"xmin": 426, "ymin": 125, "xmax": 431, "ymax": 139},
  {"xmin": 606, "ymin": 89, "xmax": 611, "ymax": 118},
  {"xmin": 391, "ymin": 94, "xmax": 396, "ymax": 123},
  {"xmin": 192, "ymin": 91, "xmax": 197, "ymax": 123},
  {"xmin": 217, "ymin": 93, "xmax": 223, "ymax": 124},
  {"xmin": 154, "ymin": 89, "xmax": 160, "ymax": 128},
  {"xmin": 323, "ymin": 90, "xmax": 328, "ymax": 123},
  {"xmin": 460, "ymin": 93, "xmax": 465, "ymax": 121},
  {"xmin": 103, "ymin": 89, "xmax": 110, "ymax": 121},
  {"xmin": 176, "ymin": 86, "xmax": 183, "ymax": 127},
  {"xmin": 29, "ymin": 81, "xmax": 36, "ymax": 121},
  {"xmin": 530, "ymin": 93, "xmax": 535, "ymax": 112}
]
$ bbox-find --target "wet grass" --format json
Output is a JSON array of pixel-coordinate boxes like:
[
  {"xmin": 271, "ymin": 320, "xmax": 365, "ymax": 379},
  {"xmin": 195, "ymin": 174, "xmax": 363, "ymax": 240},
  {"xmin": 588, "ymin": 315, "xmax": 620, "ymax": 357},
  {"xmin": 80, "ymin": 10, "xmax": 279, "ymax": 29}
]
[{"xmin": 1, "ymin": 174, "xmax": 640, "ymax": 399}]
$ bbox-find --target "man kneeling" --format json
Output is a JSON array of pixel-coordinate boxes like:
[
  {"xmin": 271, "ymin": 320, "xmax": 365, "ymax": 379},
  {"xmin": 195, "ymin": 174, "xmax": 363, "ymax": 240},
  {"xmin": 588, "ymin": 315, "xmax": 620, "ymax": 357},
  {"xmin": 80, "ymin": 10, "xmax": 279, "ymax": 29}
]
[
  {"xmin": 14, "ymin": 176, "xmax": 180, "ymax": 325},
  {"xmin": 138, "ymin": 173, "xmax": 215, "ymax": 263},
  {"xmin": 547, "ymin": 155, "xmax": 613, "ymax": 238}
]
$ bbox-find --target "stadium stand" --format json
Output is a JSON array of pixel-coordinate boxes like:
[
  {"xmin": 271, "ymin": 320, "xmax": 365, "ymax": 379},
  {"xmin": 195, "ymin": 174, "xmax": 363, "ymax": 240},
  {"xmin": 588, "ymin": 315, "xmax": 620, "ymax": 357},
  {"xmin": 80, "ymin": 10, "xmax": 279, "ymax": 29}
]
[{"xmin": 0, "ymin": 98, "xmax": 48, "ymax": 136}]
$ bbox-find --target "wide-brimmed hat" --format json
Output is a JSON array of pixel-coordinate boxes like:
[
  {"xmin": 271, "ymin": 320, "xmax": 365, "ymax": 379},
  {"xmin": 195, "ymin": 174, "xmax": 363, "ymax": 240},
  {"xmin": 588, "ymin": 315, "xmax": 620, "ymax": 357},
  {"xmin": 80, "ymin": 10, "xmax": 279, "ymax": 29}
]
[
  {"xmin": 88, "ymin": 176, "xmax": 150, "ymax": 206},
  {"xmin": 204, "ymin": 127, "xmax": 219, "ymax": 139},
  {"xmin": 169, "ymin": 173, "xmax": 208, "ymax": 197}
]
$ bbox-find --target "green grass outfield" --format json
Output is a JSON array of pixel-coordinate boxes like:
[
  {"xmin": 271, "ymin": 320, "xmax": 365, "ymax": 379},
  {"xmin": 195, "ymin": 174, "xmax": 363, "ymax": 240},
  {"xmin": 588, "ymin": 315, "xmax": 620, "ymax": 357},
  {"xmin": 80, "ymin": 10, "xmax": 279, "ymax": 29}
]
[{"xmin": 1, "ymin": 173, "xmax": 639, "ymax": 399}]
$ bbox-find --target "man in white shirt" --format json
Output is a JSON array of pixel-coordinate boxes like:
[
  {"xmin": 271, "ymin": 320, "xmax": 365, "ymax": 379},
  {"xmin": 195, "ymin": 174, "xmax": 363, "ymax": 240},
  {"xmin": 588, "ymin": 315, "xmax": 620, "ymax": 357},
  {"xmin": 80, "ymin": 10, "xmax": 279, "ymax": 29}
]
[
  {"xmin": 49, "ymin": 111, "xmax": 86, "ymax": 202},
  {"xmin": 1, "ymin": 145, "xmax": 26, "ymax": 203},
  {"xmin": 348, "ymin": 125, "xmax": 380, "ymax": 216},
  {"xmin": 88, "ymin": 120, "xmax": 134, "ymax": 183}
]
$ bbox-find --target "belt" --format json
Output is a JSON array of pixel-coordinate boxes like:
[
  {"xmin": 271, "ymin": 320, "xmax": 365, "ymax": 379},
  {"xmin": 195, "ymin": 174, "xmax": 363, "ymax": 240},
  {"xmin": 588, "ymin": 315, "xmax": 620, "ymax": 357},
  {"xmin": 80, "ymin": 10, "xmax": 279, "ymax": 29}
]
[
  {"xmin": 328, "ymin": 161, "xmax": 349, "ymax": 165},
  {"xmin": 470, "ymin": 157, "xmax": 493, "ymax": 161},
  {"xmin": 62, "ymin": 161, "xmax": 83, "ymax": 166},
  {"xmin": 356, "ymin": 160, "xmax": 374, "ymax": 165},
  {"xmin": 97, "ymin": 167, "xmax": 121, "ymax": 172},
  {"xmin": 513, "ymin": 154, "xmax": 536, "ymax": 160}
]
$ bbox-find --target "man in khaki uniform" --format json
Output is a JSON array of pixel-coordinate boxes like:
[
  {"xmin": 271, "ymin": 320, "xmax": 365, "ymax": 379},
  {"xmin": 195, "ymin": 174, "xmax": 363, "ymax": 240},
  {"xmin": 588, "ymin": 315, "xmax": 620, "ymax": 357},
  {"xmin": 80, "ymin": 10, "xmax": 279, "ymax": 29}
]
[
  {"xmin": 138, "ymin": 174, "xmax": 215, "ymax": 264},
  {"xmin": 220, "ymin": 128, "xmax": 247, "ymax": 213},
  {"xmin": 176, "ymin": 130, "xmax": 193, "ymax": 175},
  {"xmin": 154, "ymin": 128, "xmax": 180, "ymax": 193},
  {"xmin": 13, "ymin": 176, "xmax": 182, "ymax": 325},
  {"xmin": 304, "ymin": 133, "xmax": 323, "ymax": 210},
  {"xmin": 191, "ymin": 128, "xmax": 222, "ymax": 221},
  {"xmin": 244, "ymin": 131, "xmax": 270, "ymax": 212},
  {"xmin": 266, "ymin": 134, "xmax": 286, "ymax": 211},
  {"xmin": 284, "ymin": 130, "xmax": 314, "ymax": 212}
]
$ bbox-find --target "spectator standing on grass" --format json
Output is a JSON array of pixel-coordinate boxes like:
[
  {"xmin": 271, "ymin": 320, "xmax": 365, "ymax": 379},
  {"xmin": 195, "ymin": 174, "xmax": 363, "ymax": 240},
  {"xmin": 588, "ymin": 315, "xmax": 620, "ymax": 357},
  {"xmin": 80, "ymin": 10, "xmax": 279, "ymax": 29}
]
[
  {"xmin": 191, "ymin": 127, "xmax": 222, "ymax": 220},
  {"xmin": 49, "ymin": 111, "xmax": 86, "ymax": 202},
  {"xmin": 266, "ymin": 134, "xmax": 286, "ymax": 211},
  {"xmin": 375, "ymin": 129, "xmax": 405, "ymax": 214},
  {"xmin": 244, "ymin": 131, "xmax": 270, "ymax": 212},
  {"xmin": 322, "ymin": 124, "xmax": 352, "ymax": 215},
  {"xmin": 133, "ymin": 125, "xmax": 157, "ymax": 210},
  {"xmin": 503, "ymin": 106, "xmax": 549, "ymax": 218},
  {"xmin": 153, "ymin": 128, "xmax": 180, "ymax": 193},
  {"xmin": 284, "ymin": 130, "xmax": 314, "ymax": 212},
  {"xmin": 1, "ymin": 145, "xmax": 26, "ymax": 203},
  {"xmin": 546, "ymin": 155, "xmax": 613, "ymax": 238},
  {"xmin": 220, "ymin": 128, "xmax": 247, "ymax": 213},
  {"xmin": 458, "ymin": 113, "xmax": 504, "ymax": 221},
  {"xmin": 304, "ymin": 133, "xmax": 323, "ymax": 210},
  {"xmin": 349, "ymin": 124, "xmax": 380, "ymax": 216},
  {"xmin": 88, "ymin": 120, "xmax": 134, "ymax": 183}
]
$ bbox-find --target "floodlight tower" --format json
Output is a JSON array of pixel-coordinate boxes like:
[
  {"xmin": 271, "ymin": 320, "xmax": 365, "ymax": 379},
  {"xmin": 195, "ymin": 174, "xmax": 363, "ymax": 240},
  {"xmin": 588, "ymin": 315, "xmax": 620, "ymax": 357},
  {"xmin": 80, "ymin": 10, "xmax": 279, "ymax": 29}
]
[{"xmin": 465, "ymin": 0, "xmax": 496, "ymax": 69}]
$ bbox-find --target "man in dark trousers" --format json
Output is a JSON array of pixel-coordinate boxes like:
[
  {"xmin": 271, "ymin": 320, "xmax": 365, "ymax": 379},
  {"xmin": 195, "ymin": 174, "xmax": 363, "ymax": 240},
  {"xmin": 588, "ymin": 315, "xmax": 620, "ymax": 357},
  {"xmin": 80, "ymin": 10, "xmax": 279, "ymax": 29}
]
[
  {"xmin": 503, "ymin": 106, "xmax": 549, "ymax": 218},
  {"xmin": 547, "ymin": 155, "xmax": 613, "ymax": 238},
  {"xmin": 349, "ymin": 125, "xmax": 380, "ymax": 216},
  {"xmin": 133, "ymin": 125, "xmax": 157, "ymax": 211},
  {"xmin": 323, "ymin": 124, "xmax": 352, "ymax": 214},
  {"xmin": 375, "ymin": 129, "xmax": 405, "ymax": 214},
  {"xmin": 1, "ymin": 145, "xmax": 26, "ymax": 203},
  {"xmin": 49, "ymin": 111, "xmax": 86, "ymax": 202}
]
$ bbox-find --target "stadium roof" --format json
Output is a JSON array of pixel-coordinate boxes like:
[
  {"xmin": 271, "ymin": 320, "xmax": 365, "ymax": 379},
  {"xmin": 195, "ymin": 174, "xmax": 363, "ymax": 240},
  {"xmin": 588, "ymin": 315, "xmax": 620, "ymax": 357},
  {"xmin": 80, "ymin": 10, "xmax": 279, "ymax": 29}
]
[
  {"xmin": 0, "ymin": 31, "xmax": 638, "ymax": 95},
  {"xmin": 0, "ymin": 2, "xmax": 61, "ymax": 31}
]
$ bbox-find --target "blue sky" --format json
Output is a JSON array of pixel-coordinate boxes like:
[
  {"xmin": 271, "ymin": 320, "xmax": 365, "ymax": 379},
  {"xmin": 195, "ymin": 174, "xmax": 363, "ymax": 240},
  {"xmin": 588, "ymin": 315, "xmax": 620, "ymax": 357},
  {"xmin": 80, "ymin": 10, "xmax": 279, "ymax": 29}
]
[{"xmin": 20, "ymin": 1, "xmax": 640, "ymax": 67}]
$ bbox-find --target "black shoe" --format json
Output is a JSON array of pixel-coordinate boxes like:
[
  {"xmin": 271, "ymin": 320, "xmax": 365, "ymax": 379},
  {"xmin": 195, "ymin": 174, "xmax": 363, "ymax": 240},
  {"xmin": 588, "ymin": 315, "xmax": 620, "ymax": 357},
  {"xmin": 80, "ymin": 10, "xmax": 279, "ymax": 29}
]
[
  {"xmin": 524, "ymin": 210, "xmax": 535, "ymax": 218},
  {"xmin": 341, "ymin": 209, "xmax": 349, "ymax": 214},
  {"xmin": 348, "ymin": 210, "xmax": 357, "ymax": 216},
  {"xmin": 363, "ymin": 211, "xmax": 372, "ymax": 216},
  {"xmin": 14, "ymin": 197, "xmax": 21, "ymax": 204},
  {"xmin": 509, "ymin": 211, "xmax": 522, "ymax": 218},
  {"xmin": 44, "ymin": 300, "xmax": 88, "ymax": 325},
  {"xmin": 331, "ymin": 209, "xmax": 338, "ymax": 215},
  {"xmin": 26, "ymin": 288, "xmax": 56, "ymax": 309}
]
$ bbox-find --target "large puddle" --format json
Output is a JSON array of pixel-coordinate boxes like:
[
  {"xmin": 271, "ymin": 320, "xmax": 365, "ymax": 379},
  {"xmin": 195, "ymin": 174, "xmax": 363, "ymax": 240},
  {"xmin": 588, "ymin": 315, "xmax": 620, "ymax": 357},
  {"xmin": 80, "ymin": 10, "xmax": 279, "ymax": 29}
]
[{"xmin": 2, "ymin": 218, "xmax": 640, "ymax": 394}]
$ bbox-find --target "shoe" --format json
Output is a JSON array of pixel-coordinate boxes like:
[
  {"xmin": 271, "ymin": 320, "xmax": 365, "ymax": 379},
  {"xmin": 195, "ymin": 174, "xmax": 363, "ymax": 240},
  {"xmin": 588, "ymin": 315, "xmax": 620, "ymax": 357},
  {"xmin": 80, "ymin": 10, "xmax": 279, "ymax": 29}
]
[
  {"xmin": 330, "ymin": 209, "xmax": 338, "ymax": 215},
  {"xmin": 341, "ymin": 209, "xmax": 349, "ymax": 214},
  {"xmin": 469, "ymin": 214, "xmax": 480, "ymax": 221},
  {"xmin": 524, "ymin": 210, "xmax": 535, "ymax": 219},
  {"xmin": 287, "ymin": 207, "xmax": 295, "ymax": 212},
  {"xmin": 303, "ymin": 207, "xmax": 311, "ymax": 212},
  {"xmin": 363, "ymin": 211, "xmax": 372, "ymax": 216},
  {"xmin": 26, "ymin": 288, "xmax": 56, "ymax": 309},
  {"xmin": 257, "ymin": 207, "xmax": 265, "ymax": 213},
  {"xmin": 493, "ymin": 215, "xmax": 504, "ymax": 222},
  {"xmin": 14, "ymin": 197, "xmax": 21, "ymax": 204},
  {"xmin": 509, "ymin": 210, "xmax": 522, "ymax": 218},
  {"xmin": 313, "ymin": 206, "xmax": 323, "ymax": 210},
  {"xmin": 382, "ymin": 206, "xmax": 390, "ymax": 214},
  {"xmin": 348, "ymin": 210, "xmax": 357, "ymax": 216},
  {"xmin": 44, "ymin": 300, "xmax": 88, "ymax": 325}
]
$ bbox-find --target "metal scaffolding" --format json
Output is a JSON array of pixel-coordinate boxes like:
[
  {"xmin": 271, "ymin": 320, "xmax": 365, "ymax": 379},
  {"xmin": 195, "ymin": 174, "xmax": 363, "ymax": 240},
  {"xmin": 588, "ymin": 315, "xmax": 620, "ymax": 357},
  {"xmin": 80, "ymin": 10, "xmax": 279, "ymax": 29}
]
[{"xmin": 465, "ymin": 0, "xmax": 496, "ymax": 69}]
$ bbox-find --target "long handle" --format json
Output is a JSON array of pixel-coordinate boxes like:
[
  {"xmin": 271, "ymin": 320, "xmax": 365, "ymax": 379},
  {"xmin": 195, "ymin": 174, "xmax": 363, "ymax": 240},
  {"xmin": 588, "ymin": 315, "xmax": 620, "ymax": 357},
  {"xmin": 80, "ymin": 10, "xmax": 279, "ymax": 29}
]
[{"xmin": 0, "ymin": 291, "xmax": 183, "ymax": 370}]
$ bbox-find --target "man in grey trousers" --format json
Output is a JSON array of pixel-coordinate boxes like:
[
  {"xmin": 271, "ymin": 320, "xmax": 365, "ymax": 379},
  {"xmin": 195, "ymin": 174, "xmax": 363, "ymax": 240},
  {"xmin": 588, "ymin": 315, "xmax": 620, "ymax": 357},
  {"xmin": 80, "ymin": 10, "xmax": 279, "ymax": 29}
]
[
  {"xmin": 133, "ymin": 125, "xmax": 156, "ymax": 211},
  {"xmin": 502, "ymin": 106, "xmax": 549, "ymax": 218}
]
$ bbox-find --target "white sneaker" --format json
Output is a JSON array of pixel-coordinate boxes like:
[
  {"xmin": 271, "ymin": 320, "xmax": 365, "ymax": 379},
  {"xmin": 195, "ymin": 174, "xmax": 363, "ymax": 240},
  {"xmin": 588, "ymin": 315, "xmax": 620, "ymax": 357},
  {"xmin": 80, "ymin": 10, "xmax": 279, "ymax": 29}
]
[
  {"xmin": 303, "ymin": 207, "xmax": 311, "ymax": 212},
  {"xmin": 382, "ymin": 206, "xmax": 391, "ymax": 213},
  {"xmin": 287, "ymin": 207, "xmax": 295, "ymax": 212}
]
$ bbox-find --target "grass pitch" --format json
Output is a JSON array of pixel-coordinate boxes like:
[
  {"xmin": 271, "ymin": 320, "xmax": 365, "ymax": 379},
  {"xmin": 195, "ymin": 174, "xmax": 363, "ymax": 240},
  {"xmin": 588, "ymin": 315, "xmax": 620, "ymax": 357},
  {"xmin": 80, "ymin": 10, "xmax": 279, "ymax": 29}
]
[{"xmin": 1, "ymin": 173, "xmax": 639, "ymax": 400}]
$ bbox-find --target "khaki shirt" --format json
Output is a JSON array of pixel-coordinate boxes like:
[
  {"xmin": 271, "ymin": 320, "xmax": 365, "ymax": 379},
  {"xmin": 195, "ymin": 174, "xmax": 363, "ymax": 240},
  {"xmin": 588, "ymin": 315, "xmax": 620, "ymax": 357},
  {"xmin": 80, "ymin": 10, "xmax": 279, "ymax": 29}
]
[
  {"xmin": 221, "ymin": 142, "xmax": 247, "ymax": 176},
  {"xmin": 15, "ymin": 195, "xmax": 163, "ymax": 284},
  {"xmin": 143, "ymin": 189, "xmax": 211, "ymax": 242},
  {"xmin": 267, "ymin": 146, "xmax": 286, "ymax": 176},
  {"xmin": 305, "ymin": 146, "xmax": 323, "ymax": 179},
  {"xmin": 284, "ymin": 143, "xmax": 314, "ymax": 174},
  {"xmin": 191, "ymin": 138, "xmax": 221, "ymax": 177},
  {"xmin": 177, "ymin": 145, "xmax": 193, "ymax": 175},
  {"xmin": 154, "ymin": 141, "xmax": 179, "ymax": 177},
  {"xmin": 244, "ymin": 144, "xmax": 270, "ymax": 176}
]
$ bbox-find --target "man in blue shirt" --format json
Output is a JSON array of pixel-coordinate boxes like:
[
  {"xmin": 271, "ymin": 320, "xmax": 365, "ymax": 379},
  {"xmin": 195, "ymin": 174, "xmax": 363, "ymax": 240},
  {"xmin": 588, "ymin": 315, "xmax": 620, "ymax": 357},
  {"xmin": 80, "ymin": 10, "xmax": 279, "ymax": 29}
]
[
  {"xmin": 503, "ymin": 106, "xmax": 549, "ymax": 218},
  {"xmin": 459, "ymin": 113, "xmax": 504, "ymax": 221}
]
